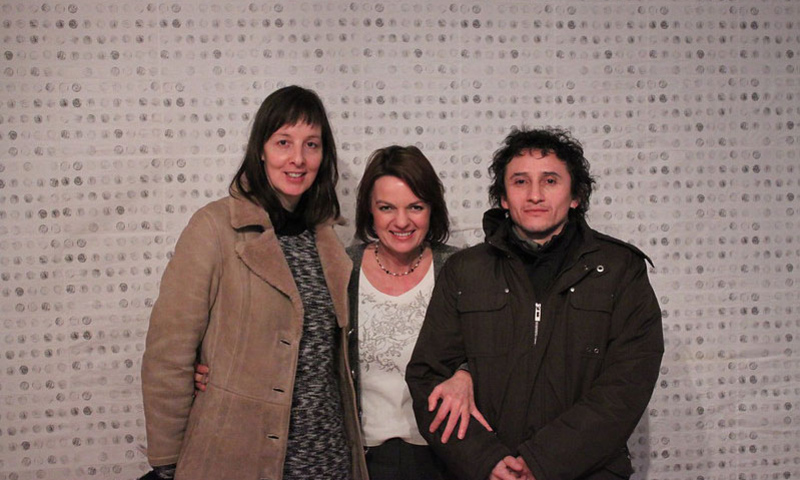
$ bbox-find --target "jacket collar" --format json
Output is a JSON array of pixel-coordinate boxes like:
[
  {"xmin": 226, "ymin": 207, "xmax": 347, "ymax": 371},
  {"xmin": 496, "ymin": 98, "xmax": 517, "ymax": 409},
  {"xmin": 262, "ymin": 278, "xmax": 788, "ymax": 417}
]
[{"xmin": 483, "ymin": 208, "xmax": 599, "ymax": 257}]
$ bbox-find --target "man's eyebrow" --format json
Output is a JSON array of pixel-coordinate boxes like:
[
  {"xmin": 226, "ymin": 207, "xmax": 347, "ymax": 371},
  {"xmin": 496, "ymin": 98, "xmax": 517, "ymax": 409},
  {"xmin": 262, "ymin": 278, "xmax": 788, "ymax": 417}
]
[{"xmin": 540, "ymin": 170, "xmax": 563, "ymax": 177}]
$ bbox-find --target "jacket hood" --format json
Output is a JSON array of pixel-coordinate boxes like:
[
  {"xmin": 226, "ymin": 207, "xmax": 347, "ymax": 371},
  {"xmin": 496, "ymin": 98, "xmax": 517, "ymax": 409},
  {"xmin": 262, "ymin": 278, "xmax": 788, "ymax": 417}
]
[{"xmin": 482, "ymin": 208, "xmax": 507, "ymax": 237}]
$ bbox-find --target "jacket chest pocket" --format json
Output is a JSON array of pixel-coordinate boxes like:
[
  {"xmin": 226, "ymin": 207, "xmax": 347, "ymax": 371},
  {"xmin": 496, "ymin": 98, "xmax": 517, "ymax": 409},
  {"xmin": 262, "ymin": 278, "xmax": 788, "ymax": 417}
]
[
  {"xmin": 457, "ymin": 291, "xmax": 512, "ymax": 357},
  {"xmin": 567, "ymin": 289, "xmax": 614, "ymax": 359}
]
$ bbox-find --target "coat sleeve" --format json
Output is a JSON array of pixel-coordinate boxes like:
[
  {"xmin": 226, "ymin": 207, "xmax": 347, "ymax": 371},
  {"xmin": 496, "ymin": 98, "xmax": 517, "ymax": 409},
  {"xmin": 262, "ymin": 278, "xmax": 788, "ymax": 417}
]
[
  {"xmin": 141, "ymin": 208, "xmax": 222, "ymax": 466},
  {"xmin": 518, "ymin": 255, "xmax": 664, "ymax": 480},
  {"xmin": 406, "ymin": 258, "xmax": 513, "ymax": 480}
]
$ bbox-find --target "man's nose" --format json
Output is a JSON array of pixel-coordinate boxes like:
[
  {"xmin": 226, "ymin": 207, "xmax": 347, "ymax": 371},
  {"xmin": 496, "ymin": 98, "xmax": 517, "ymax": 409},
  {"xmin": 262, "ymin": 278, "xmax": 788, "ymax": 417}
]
[{"xmin": 528, "ymin": 184, "xmax": 543, "ymax": 202}]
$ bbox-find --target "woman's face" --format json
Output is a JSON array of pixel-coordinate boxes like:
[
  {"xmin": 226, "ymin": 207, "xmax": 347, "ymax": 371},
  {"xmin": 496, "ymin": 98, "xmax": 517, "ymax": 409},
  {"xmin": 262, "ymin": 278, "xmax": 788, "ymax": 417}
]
[
  {"xmin": 370, "ymin": 175, "xmax": 431, "ymax": 258},
  {"xmin": 262, "ymin": 122, "xmax": 323, "ymax": 211}
]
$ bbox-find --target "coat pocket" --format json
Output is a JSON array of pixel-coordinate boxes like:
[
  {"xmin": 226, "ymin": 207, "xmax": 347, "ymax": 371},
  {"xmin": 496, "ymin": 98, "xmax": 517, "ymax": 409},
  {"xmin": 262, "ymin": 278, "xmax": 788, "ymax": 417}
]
[
  {"xmin": 457, "ymin": 291, "xmax": 511, "ymax": 356},
  {"xmin": 568, "ymin": 290, "xmax": 614, "ymax": 359},
  {"xmin": 175, "ymin": 387, "xmax": 289, "ymax": 480}
]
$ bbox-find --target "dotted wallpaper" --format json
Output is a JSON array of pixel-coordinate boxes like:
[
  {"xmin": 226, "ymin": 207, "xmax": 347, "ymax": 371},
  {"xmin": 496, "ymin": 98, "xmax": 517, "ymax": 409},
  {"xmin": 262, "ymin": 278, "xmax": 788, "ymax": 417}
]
[{"xmin": 1, "ymin": 1, "xmax": 799, "ymax": 479}]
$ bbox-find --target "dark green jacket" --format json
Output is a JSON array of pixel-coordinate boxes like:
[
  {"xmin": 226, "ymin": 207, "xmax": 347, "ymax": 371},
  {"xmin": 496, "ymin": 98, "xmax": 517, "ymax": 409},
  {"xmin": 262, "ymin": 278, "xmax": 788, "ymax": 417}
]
[{"xmin": 406, "ymin": 210, "xmax": 664, "ymax": 480}]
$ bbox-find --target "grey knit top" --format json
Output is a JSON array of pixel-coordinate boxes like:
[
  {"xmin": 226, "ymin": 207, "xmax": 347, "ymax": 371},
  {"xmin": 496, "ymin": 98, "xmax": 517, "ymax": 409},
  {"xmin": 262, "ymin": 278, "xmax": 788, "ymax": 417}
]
[{"xmin": 278, "ymin": 229, "xmax": 352, "ymax": 480}]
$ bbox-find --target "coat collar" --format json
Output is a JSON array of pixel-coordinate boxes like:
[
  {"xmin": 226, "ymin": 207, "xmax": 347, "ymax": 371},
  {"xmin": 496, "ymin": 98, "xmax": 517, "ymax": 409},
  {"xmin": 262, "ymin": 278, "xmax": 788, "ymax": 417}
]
[
  {"xmin": 229, "ymin": 194, "xmax": 351, "ymax": 329},
  {"xmin": 229, "ymin": 193, "xmax": 272, "ymax": 230}
]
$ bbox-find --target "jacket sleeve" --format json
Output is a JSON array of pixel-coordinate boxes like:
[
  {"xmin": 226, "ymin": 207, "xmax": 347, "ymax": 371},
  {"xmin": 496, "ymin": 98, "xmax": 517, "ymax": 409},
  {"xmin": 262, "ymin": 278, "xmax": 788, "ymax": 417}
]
[
  {"xmin": 406, "ymin": 258, "xmax": 513, "ymax": 480},
  {"xmin": 141, "ymin": 209, "xmax": 222, "ymax": 466},
  {"xmin": 519, "ymin": 254, "xmax": 664, "ymax": 480}
]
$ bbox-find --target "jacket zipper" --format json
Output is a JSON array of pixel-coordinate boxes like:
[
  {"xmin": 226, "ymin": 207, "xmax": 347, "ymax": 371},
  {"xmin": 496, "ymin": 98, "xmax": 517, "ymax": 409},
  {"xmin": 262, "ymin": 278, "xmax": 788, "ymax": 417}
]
[{"xmin": 534, "ymin": 302, "xmax": 542, "ymax": 345}]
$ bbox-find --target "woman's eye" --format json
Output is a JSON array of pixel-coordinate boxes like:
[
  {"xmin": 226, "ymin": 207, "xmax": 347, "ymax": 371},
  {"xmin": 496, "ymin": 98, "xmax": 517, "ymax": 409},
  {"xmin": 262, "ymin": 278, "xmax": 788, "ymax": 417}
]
[
  {"xmin": 277, "ymin": 139, "xmax": 289, "ymax": 146},
  {"xmin": 306, "ymin": 141, "xmax": 320, "ymax": 149}
]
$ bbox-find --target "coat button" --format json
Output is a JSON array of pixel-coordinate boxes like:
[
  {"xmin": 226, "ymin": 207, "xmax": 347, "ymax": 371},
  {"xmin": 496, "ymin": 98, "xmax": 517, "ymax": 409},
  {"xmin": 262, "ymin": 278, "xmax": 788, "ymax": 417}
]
[
  {"xmin": 596, "ymin": 265, "xmax": 605, "ymax": 273},
  {"xmin": 504, "ymin": 288, "xmax": 509, "ymax": 293},
  {"xmin": 570, "ymin": 287, "xmax": 575, "ymax": 293}
]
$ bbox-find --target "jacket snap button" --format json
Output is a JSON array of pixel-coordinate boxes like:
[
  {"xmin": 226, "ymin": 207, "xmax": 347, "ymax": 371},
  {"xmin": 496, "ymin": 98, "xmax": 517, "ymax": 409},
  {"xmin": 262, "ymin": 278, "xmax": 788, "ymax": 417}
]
[
  {"xmin": 593, "ymin": 348, "xmax": 600, "ymax": 354},
  {"xmin": 504, "ymin": 288, "xmax": 509, "ymax": 293},
  {"xmin": 570, "ymin": 287, "xmax": 575, "ymax": 293},
  {"xmin": 596, "ymin": 265, "xmax": 605, "ymax": 273}
]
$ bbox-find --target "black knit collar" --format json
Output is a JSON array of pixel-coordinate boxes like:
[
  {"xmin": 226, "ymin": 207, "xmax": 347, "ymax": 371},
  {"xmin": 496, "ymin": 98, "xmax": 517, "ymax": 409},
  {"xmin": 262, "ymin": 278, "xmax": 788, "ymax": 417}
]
[
  {"xmin": 507, "ymin": 219, "xmax": 577, "ymax": 260},
  {"xmin": 272, "ymin": 207, "xmax": 307, "ymax": 236}
]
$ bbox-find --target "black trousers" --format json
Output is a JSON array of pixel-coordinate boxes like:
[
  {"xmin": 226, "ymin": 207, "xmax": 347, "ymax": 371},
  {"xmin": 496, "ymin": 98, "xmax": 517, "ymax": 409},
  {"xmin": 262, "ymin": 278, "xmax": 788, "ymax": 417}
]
[{"xmin": 365, "ymin": 438, "xmax": 453, "ymax": 480}]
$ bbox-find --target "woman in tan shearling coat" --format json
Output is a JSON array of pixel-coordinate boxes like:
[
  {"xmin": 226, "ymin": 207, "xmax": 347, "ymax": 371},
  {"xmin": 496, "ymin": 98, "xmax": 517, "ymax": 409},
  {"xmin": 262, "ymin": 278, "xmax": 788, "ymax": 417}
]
[{"xmin": 141, "ymin": 86, "xmax": 367, "ymax": 480}]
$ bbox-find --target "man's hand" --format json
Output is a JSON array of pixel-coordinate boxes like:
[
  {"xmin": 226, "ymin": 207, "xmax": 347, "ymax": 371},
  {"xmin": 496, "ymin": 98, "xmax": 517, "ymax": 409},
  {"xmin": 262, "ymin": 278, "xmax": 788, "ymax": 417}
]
[
  {"xmin": 427, "ymin": 369, "xmax": 493, "ymax": 443},
  {"xmin": 488, "ymin": 456, "xmax": 534, "ymax": 480},
  {"xmin": 194, "ymin": 363, "xmax": 209, "ymax": 392}
]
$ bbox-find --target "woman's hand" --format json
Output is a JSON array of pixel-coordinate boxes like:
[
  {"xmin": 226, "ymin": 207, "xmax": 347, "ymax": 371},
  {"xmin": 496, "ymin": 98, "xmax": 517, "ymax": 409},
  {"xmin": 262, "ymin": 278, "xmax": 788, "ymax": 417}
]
[
  {"xmin": 427, "ymin": 369, "xmax": 492, "ymax": 443},
  {"xmin": 194, "ymin": 363, "xmax": 209, "ymax": 392}
]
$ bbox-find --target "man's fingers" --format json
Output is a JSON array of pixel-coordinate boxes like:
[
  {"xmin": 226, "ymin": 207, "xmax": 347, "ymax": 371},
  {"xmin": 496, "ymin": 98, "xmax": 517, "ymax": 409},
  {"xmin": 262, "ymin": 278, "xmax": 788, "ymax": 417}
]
[
  {"xmin": 503, "ymin": 456, "xmax": 524, "ymax": 473},
  {"xmin": 490, "ymin": 459, "xmax": 521, "ymax": 480}
]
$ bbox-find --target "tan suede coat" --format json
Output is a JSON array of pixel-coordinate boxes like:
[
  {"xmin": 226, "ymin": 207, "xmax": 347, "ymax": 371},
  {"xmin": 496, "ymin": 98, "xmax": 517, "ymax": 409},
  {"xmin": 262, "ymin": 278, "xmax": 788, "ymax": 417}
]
[{"xmin": 141, "ymin": 195, "xmax": 367, "ymax": 480}]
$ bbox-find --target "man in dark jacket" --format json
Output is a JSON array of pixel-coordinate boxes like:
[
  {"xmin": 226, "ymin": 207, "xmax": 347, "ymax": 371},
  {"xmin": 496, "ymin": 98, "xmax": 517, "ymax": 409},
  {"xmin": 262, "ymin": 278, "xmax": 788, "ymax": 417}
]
[{"xmin": 406, "ymin": 128, "xmax": 664, "ymax": 480}]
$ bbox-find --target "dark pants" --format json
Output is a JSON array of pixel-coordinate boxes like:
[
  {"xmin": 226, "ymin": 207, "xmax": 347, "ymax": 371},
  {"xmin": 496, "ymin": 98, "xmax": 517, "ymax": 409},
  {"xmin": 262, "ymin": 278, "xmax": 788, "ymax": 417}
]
[{"xmin": 365, "ymin": 438, "xmax": 452, "ymax": 480}]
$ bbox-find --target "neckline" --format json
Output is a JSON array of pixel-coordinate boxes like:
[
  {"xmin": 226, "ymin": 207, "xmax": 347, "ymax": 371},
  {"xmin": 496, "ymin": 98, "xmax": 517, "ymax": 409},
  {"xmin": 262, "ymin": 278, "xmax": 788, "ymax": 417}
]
[{"xmin": 360, "ymin": 260, "xmax": 434, "ymax": 298}]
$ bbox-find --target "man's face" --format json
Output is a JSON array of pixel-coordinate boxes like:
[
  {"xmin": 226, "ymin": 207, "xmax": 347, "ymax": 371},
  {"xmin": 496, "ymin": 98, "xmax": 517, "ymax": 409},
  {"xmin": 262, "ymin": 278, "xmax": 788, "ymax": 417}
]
[{"xmin": 501, "ymin": 149, "xmax": 579, "ymax": 245}]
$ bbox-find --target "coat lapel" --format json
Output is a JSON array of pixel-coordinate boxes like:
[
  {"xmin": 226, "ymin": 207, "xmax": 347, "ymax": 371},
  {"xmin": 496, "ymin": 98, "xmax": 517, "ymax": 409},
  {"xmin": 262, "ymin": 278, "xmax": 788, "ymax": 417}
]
[
  {"xmin": 229, "ymin": 196, "xmax": 301, "ymax": 311},
  {"xmin": 315, "ymin": 222, "xmax": 352, "ymax": 328},
  {"xmin": 228, "ymin": 195, "xmax": 352, "ymax": 330}
]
